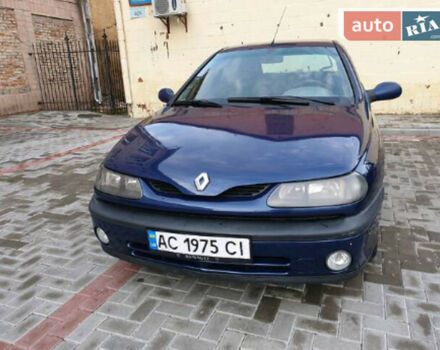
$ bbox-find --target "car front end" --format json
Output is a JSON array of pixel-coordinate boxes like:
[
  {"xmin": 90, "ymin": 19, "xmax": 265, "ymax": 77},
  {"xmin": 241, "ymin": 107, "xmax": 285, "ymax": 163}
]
[
  {"xmin": 90, "ymin": 170, "xmax": 382, "ymax": 283},
  {"xmin": 89, "ymin": 42, "xmax": 400, "ymax": 283}
]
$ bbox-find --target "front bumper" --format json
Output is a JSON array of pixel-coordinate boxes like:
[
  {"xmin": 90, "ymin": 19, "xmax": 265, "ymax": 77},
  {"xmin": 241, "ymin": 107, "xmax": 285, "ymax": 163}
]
[{"xmin": 89, "ymin": 189, "xmax": 383, "ymax": 283}]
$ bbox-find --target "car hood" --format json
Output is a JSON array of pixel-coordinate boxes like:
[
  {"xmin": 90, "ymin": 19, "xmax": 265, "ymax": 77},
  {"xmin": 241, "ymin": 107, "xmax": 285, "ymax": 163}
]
[{"xmin": 105, "ymin": 106, "xmax": 366, "ymax": 196}]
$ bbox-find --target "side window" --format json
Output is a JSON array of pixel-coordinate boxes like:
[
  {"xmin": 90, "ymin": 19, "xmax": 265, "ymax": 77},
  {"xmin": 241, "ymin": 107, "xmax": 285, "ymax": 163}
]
[{"xmin": 262, "ymin": 55, "xmax": 336, "ymax": 73}]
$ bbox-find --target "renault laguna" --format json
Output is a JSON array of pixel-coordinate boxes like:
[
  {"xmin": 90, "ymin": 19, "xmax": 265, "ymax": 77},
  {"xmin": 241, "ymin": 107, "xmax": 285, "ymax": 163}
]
[{"xmin": 89, "ymin": 42, "xmax": 402, "ymax": 283}]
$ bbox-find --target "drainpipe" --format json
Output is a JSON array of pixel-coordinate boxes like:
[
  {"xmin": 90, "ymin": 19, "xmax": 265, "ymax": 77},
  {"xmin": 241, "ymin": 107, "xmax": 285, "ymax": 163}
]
[
  {"xmin": 114, "ymin": 0, "xmax": 134, "ymax": 117},
  {"xmin": 79, "ymin": 0, "xmax": 102, "ymax": 104}
]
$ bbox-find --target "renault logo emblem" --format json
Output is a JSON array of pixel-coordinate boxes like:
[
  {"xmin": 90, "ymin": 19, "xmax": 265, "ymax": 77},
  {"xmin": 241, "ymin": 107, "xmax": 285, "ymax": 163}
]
[{"xmin": 194, "ymin": 172, "xmax": 210, "ymax": 191}]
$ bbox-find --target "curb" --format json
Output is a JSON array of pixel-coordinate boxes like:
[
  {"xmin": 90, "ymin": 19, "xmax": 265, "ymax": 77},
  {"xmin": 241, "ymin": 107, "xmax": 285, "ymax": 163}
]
[{"xmin": 380, "ymin": 128, "xmax": 440, "ymax": 137}]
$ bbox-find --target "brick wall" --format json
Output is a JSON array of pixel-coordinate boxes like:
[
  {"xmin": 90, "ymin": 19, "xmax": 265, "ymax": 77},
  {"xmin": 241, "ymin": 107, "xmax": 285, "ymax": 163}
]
[
  {"xmin": 32, "ymin": 15, "xmax": 76, "ymax": 42},
  {"xmin": 0, "ymin": 8, "xmax": 30, "ymax": 96},
  {"xmin": 0, "ymin": 0, "xmax": 85, "ymax": 116}
]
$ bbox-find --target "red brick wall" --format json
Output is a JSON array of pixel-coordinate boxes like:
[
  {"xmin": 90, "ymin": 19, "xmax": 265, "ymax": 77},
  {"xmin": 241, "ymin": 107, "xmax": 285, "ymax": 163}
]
[
  {"xmin": 0, "ymin": 8, "xmax": 30, "ymax": 96},
  {"xmin": 0, "ymin": 0, "xmax": 85, "ymax": 116},
  {"xmin": 32, "ymin": 15, "xmax": 76, "ymax": 42}
]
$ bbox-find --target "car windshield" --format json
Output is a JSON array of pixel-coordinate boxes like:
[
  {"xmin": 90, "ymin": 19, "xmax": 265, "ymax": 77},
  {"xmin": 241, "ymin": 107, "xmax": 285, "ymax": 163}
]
[{"xmin": 175, "ymin": 46, "xmax": 354, "ymax": 106}]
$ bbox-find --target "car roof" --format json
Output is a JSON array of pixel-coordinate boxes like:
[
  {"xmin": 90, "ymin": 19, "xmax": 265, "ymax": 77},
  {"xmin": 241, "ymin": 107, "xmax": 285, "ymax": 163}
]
[{"xmin": 221, "ymin": 41, "xmax": 337, "ymax": 53}]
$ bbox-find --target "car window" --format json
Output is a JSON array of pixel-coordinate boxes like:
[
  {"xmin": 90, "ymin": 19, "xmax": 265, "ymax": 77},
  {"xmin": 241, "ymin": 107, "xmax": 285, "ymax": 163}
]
[
  {"xmin": 262, "ymin": 54, "xmax": 337, "ymax": 73},
  {"xmin": 176, "ymin": 46, "xmax": 354, "ymax": 105}
]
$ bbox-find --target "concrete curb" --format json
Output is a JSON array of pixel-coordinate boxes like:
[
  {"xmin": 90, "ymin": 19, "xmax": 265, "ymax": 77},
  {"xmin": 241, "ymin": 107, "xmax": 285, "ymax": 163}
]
[{"xmin": 381, "ymin": 128, "xmax": 440, "ymax": 136}]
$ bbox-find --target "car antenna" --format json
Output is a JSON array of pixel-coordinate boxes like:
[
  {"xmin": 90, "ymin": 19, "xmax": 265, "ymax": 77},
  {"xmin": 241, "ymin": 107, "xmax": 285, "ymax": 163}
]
[{"xmin": 271, "ymin": 6, "xmax": 287, "ymax": 45}]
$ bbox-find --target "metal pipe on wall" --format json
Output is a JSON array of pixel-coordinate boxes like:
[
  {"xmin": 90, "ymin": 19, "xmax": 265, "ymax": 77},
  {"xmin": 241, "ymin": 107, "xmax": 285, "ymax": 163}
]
[{"xmin": 114, "ymin": 0, "xmax": 134, "ymax": 117}]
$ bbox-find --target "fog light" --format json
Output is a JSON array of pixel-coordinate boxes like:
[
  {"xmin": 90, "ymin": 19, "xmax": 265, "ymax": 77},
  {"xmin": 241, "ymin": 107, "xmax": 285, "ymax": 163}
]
[
  {"xmin": 96, "ymin": 228, "xmax": 110, "ymax": 245},
  {"xmin": 326, "ymin": 250, "xmax": 351, "ymax": 271}
]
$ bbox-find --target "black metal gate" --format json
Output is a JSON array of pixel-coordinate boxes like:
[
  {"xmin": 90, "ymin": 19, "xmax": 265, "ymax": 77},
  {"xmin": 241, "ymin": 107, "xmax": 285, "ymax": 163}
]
[{"xmin": 33, "ymin": 34, "xmax": 126, "ymax": 114}]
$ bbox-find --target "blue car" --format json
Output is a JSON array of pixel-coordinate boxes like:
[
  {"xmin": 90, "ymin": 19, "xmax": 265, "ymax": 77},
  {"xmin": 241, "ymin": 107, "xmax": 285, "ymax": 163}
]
[{"xmin": 89, "ymin": 41, "xmax": 402, "ymax": 283}]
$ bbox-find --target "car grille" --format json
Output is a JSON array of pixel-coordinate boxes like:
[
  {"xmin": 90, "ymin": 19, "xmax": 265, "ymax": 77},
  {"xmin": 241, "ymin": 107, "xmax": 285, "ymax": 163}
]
[
  {"xmin": 148, "ymin": 179, "xmax": 180, "ymax": 195},
  {"xmin": 127, "ymin": 241, "xmax": 290, "ymax": 275},
  {"xmin": 147, "ymin": 179, "xmax": 271, "ymax": 198}
]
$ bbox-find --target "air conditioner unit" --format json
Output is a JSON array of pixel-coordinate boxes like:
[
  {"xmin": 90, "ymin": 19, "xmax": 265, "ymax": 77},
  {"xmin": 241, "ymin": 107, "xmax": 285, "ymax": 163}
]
[{"xmin": 152, "ymin": 0, "xmax": 186, "ymax": 18}]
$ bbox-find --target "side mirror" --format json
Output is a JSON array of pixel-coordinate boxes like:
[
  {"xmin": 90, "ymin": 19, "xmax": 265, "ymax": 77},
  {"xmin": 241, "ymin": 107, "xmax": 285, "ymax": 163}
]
[
  {"xmin": 158, "ymin": 88, "xmax": 174, "ymax": 103},
  {"xmin": 367, "ymin": 82, "xmax": 402, "ymax": 102}
]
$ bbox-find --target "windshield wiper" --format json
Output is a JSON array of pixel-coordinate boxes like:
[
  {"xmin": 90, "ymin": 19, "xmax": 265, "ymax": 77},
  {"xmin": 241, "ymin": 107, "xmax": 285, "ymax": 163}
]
[
  {"xmin": 283, "ymin": 95, "xmax": 335, "ymax": 105},
  {"xmin": 228, "ymin": 96, "xmax": 335, "ymax": 106},
  {"xmin": 173, "ymin": 99, "xmax": 223, "ymax": 108},
  {"xmin": 227, "ymin": 96, "xmax": 309, "ymax": 106}
]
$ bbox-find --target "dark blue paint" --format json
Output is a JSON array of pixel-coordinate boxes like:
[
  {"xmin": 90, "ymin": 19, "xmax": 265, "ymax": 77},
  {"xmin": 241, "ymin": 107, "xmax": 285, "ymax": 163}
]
[
  {"xmin": 90, "ymin": 42, "xmax": 400, "ymax": 281},
  {"xmin": 368, "ymin": 82, "xmax": 402, "ymax": 102},
  {"xmin": 158, "ymin": 88, "xmax": 174, "ymax": 103},
  {"xmin": 91, "ymin": 214, "xmax": 378, "ymax": 277},
  {"xmin": 102, "ymin": 106, "xmax": 374, "ymax": 216}
]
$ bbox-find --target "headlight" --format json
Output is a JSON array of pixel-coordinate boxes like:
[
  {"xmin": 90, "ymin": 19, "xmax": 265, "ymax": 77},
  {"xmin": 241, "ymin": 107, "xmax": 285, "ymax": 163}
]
[
  {"xmin": 267, "ymin": 173, "xmax": 368, "ymax": 207},
  {"xmin": 95, "ymin": 166, "xmax": 142, "ymax": 199}
]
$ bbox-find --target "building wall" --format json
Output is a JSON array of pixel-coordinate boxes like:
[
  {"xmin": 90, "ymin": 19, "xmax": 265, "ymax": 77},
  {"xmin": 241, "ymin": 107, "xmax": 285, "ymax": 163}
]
[
  {"xmin": 114, "ymin": 0, "xmax": 440, "ymax": 118},
  {"xmin": 32, "ymin": 15, "xmax": 76, "ymax": 41},
  {"xmin": 0, "ymin": 8, "xmax": 30, "ymax": 97},
  {"xmin": 0, "ymin": 0, "xmax": 84, "ymax": 116},
  {"xmin": 89, "ymin": 0, "xmax": 117, "ymax": 41}
]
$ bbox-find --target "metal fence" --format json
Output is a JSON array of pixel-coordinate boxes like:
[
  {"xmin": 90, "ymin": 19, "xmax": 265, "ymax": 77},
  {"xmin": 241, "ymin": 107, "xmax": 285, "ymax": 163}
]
[{"xmin": 33, "ymin": 34, "xmax": 126, "ymax": 114}]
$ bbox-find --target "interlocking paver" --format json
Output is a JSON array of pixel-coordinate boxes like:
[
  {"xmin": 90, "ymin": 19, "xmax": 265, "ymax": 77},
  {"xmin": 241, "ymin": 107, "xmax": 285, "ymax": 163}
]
[
  {"xmin": 182, "ymin": 283, "xmax": 210, "ymax": 305},
  {"xmin": 363, "ymin": 315, "xmax": 409, "ymax": 337},
  {"xmin": 288, "ymin": 329, "xmax": 313, "ymax": 350},
  {"xmin": 241, "ymin": 334, "xmax": 285, "ymax": 350},
  {"xmin": 216, "ymin": 300, "xmax": 255, "ymax": 317},
  {"xmin": 341, "ymin": 299, "xmax": 384, "ymax": 317},
  {"xmin": 157, "ymin": 300, "xmax": 194, "ymax": 318},
  {"xmin": 241, "ymin": 284, "xmax": 265, "ymax": 305},
  {"xmin": 65, "ymin": 313, "xmax": 106, "ymax": 343},
  {"xmin": 228, "ymin": 316, "xmax": 269, "ymax": 336},
  {"xmin": 0, "ymin": 314, "xmax": 44, "ymax": 343},
  {"xmin": 123, "ymin": 284, "xmax": 154, "ymax": 306},
  {"xmin": 132, "ymin": 311, "xmax": 167, "ymax": 340},
  {"xmin": 295, "ymin": 316, "xmax": 337, "ymax": 336},
  {"xmin": 145, "ymin": 329, "xmax": 175, "ymax": 350},
  {"xmin": 363, "ymin": 329, "xmax": 386, "ymax": 350},
  {"xmin": 269, "ymin": 311, "xmax": 295, "ymax": 341},
  {"xmin": 313, "ymin": 335, "xmax": 360, "ymax": 350},
  {"xmin": 253, "ymin": 296, "xmax": 281, "ymax": 323},
  {"xmin": 55, "ymin": 340, "xmax": 77, "ymax": 350},
  {"xmin": 339, "ymin": 312, "xmax": 361, "ymax": 342},
  {"xmin": 208, "ymin": 287, "xmax": 243, "ymax": 301},
  {"xmin": 98, "ymin": 302, "xmax": 134, "ymax": 318},
  {"xmin": 216, "ymin": 330, "xmax": 243, "ymax": 350},
  {"xmin": 170, "ymin": 334, "xmax": 215, "ymax": 350},
  {"xmin": 191, "ymin": 297, "xmax": 219, "ymax": 322},
  {"xmin": 387, "ymin": 333, "xmax": 434, "ymax": 350},
  {"xmin": 319, "ymin": 295, "xmax": 340, "ymax": 321},
  {"xmin": 1, "ymin": 112, "xmax": 440, "ymax": 349},
  {"xmin": 279, "ymin": 299, "xmax": 320, "ymax": 317},
  {"xmin": 385, "ymin": 295, "xmax": 407, "ymax": 321},
  {"xmin": 200, "ymin": 312, "xmax": 230, "ymax": 341},
  {"xmin": 150, "ymin": 287, "xmax": 186, "ymax": 302},
  {"xmin": 162, "ymin": 316, "xmax": 204, "ymax": 336},
  {"xmin": 76, "ymin": 330, "xmax": 109, "ymax": 350},
  {"xmin": 97, "ymin": 318, "xmax": 138, "ymax": 336},
  {"xmin": 129, "ymin": 299, "xmax": 158, "ymax": 322},
  {"xmin": 101, "ymin": 334, "xmax": 145, "ymax": 350}
]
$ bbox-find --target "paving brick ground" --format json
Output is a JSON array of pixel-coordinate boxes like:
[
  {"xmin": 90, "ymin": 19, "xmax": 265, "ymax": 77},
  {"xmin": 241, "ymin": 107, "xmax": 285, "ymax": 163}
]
[{"xmin": 1, "ymin": 111, "xmax": 440, "ymax": 350}]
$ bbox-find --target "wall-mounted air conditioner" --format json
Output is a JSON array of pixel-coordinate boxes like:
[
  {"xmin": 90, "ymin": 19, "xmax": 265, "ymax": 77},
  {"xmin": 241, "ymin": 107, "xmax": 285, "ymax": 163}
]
[{"xmin": 152, "ymin": 0, "xmax": 186, "ymax": 18}]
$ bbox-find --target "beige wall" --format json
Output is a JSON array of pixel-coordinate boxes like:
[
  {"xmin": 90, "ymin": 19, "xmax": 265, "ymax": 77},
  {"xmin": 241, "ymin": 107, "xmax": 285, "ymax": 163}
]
[
  {"xmin": 114, "ymin": 0, "xmax": 440, "ymax": 118},
  {"xmin": 89, "ymin": 0, "xmax": 118, "ymax": 41}
]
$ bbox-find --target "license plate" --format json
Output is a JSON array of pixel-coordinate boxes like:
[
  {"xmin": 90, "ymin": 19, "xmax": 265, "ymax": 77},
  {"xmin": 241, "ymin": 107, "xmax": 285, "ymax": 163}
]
[{"xmin": 147, "ymin": 230, "xmax": 251, "ymax": 261}]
